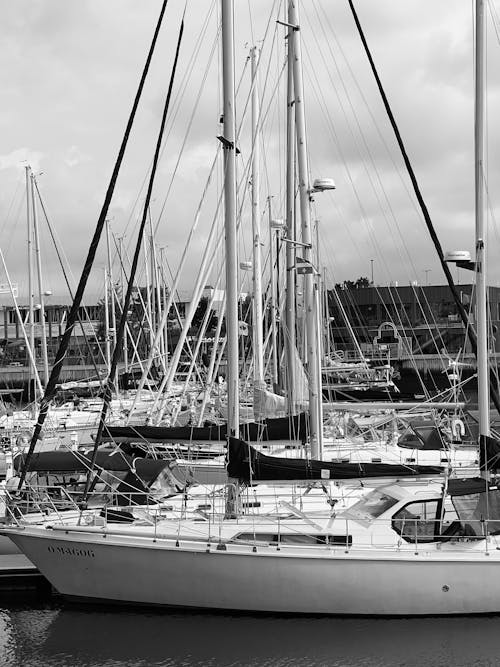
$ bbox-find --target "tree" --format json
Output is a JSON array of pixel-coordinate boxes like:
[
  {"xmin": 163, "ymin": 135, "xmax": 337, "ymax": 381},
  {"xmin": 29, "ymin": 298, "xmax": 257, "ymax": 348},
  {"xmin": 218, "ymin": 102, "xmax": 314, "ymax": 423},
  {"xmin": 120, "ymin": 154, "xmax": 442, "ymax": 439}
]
[
  {"xmin": 355, "ymin": 276, "xmax": 371, "ymax": 289},
  {"xmin": 334, "ymin": 276, "xmax": 371, "ymax": 290}
]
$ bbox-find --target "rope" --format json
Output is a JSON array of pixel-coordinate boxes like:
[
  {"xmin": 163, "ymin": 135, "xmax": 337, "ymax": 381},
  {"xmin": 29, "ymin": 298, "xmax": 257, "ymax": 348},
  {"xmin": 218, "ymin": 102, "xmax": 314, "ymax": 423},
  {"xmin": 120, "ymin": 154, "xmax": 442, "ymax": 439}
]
[
  {"xmin": 81, "ymin": 13, "xmax": 185, "ymax": 504},
  {"xmin": 34, "ymin": 180, "xmax": 106, "ymax": 386},
  {"xmin": 17, "ymin": 0, "xmax": 172, "ymax": 492},
  {"xmin": 348, "ymin": 0, "xmax": 500, "ymax": 418}
]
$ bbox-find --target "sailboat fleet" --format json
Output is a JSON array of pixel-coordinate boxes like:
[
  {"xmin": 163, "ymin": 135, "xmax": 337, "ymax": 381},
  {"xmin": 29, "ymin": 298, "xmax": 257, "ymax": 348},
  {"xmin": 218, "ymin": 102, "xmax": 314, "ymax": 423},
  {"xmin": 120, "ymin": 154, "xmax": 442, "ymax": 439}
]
[{"xmin": 2, "ymin": 0, "xmax": 500, "ymax": 615}]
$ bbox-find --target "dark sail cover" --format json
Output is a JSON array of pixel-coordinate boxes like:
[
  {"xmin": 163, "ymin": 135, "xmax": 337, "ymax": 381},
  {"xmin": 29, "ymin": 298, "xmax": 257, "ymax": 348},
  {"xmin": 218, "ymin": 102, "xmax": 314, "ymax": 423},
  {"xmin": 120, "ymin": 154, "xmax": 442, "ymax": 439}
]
[
  {"xmin": 398, "ymin": 424, "xmax": 446, "ymax": 451},
  {"xmin": 103, "ymin": 412, "xmax": 309, "ymax": 444},
  {"xmin": 14, "ymin": 450, "xmax": 168, "ymax": 479},
  {"xmin": 15, "ymin": 450, "xmax": 133, "ymax": 473},
  {"xmin": 447, "ymin": 477, "xmax": 488, "ymax": 496},
  {"xmin": 479, "ymin": 434, "xmax": 500, "ymax": 472},
  {"xmin": 227, "ymin": 437, "xmax": 443, "ymax": 483}
]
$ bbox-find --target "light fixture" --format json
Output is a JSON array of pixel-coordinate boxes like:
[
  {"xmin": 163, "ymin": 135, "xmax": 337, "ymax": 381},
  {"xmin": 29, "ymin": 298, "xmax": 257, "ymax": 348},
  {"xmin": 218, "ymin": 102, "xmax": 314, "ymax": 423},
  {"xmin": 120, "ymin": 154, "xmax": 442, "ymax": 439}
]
[
  {"xmin": 444, "ymin": 250, "xmax": 475, "ymax": 271},
  {"xmin": 270, "ymin": 218, "xmax": 285, "ymax": 230},
  {"xmin": 445, "ymin": 250, "xmax": 471, "ymax": 263},
  {"xmin": 311, "ymin": 177, "xmax": 336, "ymax": 193}
]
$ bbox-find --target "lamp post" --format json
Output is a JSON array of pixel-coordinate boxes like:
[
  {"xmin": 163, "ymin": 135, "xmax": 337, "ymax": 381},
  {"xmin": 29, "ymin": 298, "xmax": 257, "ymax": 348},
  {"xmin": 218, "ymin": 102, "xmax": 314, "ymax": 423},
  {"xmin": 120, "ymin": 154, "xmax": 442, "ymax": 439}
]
[{"xmin": 370, "ymin": 259, "xmax": 374, "ymax": 285}]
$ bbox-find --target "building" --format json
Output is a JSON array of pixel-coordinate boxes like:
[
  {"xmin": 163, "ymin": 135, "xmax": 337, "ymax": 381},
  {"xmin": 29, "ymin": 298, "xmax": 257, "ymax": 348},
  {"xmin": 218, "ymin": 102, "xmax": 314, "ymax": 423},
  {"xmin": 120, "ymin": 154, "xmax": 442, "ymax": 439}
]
[
  {"xmin": 327, "ymin": 283, "xmax": 500, "ymax": 359},
  {"xmin": 0, "ymin": 286, "xmax": 221, "ymax": 369}
]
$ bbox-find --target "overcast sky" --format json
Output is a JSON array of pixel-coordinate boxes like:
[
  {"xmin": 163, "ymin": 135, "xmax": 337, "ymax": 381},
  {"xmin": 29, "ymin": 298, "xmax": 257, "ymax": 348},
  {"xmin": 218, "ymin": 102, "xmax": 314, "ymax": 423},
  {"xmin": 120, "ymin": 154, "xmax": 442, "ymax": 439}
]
[{"xmin": 1, "ymin": 0, "xmax": 499, "ymax": 304}]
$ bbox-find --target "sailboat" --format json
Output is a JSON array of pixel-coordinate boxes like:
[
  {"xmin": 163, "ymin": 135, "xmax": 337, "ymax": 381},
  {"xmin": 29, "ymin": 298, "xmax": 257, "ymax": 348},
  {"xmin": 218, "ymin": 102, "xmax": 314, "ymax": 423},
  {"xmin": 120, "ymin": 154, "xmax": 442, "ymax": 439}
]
[{"xmin": 3, "ymin": 0, "xmax": 500, "ymax": 615}]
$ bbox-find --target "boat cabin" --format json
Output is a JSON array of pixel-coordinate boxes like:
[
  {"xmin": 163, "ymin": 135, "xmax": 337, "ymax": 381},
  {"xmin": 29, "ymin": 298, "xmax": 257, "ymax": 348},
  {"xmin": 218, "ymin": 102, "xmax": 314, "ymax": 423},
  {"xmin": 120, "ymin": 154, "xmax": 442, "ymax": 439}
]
[{"xmin": 339, "ymin": 478, "xmax": 500, "ymax": 543}]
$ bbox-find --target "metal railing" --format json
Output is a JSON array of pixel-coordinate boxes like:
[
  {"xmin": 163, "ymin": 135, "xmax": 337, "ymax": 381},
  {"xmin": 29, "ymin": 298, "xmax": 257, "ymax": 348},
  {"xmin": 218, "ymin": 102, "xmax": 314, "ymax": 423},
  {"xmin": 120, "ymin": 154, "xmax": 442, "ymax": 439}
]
[{"xmin": 3, "ymin": 484, "xmax": 499, "ymax": 557}]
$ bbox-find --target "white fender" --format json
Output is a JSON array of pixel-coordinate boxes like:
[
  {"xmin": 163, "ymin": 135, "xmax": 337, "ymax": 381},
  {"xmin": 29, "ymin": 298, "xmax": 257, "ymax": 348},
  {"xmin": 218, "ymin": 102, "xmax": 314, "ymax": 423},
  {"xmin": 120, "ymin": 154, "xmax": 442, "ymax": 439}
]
[{"xmin": 451, "ymin": 418, "xmax": 465, "ymax": 439}]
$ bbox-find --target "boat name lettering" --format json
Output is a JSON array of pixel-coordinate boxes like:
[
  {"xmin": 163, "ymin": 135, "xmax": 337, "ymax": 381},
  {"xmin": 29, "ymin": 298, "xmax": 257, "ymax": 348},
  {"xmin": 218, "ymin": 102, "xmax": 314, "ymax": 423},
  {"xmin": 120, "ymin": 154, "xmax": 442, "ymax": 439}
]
[{"xmin": 47, "ymin": 545, "xmax": 95, "ymax": 558}]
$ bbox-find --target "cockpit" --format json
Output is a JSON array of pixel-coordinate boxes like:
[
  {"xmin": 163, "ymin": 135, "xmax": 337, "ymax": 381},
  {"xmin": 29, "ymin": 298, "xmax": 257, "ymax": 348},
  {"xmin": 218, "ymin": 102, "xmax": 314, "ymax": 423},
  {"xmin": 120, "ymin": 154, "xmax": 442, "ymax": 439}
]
[{"xmin": 341, "ymin": 478, "xmax": 500, "ymax": 544}]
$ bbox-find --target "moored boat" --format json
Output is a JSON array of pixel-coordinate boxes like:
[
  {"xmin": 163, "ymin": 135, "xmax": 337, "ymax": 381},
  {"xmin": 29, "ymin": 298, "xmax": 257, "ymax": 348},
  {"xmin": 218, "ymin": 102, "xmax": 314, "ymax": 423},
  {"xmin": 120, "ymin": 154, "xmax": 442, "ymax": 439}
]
[
  {"xmin": 3, "ymin": 0, "xmax": 499, "ymax": 617},
  {"xmin": 4, "ymin": 476, "xmax": 500, "ymax": 614}
]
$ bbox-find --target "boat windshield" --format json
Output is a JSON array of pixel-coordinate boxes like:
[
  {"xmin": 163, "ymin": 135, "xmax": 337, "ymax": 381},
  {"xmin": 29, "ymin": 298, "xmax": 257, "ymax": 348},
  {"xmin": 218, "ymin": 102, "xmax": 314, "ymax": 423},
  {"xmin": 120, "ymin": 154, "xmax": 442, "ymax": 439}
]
[{"xmin": 342, "ymin": 489, "xmax": 399, "ymax": 524}]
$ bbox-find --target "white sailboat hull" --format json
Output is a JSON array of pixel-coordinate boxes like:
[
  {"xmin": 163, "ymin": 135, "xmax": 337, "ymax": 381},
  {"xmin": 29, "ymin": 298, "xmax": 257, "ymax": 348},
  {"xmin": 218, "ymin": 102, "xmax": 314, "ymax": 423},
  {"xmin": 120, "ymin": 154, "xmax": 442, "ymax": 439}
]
[{"xmin": 4, "ymin": 526, "xmax": 500, "ymax": 615}]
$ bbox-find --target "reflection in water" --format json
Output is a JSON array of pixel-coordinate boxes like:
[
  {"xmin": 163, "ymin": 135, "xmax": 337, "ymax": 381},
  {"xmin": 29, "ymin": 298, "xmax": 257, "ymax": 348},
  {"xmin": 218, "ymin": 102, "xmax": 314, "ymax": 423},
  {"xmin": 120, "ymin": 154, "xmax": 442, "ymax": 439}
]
[{"xmin": 2, "ymin": 597, "xmax": 500, "ymax": 667}]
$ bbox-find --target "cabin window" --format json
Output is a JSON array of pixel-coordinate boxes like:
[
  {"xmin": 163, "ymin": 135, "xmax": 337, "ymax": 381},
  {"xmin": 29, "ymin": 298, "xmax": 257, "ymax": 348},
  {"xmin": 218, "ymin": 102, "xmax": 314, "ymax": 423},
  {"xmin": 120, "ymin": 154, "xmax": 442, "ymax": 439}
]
[
  {"xmin": 392, "ymin": 500, "xmax": 439, "ymax": 543},
  {"xmin": 343, "ymin": 489, "xmax": 399, "ymax": 524},
  {"xmin": 392, "ymin": 496, "xmax": 491, "ymax": 543},
  {"xmin": 232, "ymin": 532, "xmax": 352, "ymax": 546}
]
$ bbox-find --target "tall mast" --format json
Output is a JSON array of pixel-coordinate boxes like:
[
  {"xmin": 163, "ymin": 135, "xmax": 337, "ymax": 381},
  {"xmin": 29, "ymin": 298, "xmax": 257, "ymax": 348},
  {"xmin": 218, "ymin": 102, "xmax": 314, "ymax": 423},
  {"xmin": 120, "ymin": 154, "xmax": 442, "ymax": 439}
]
[
  {"xmin": 268, "ymin": 198, "xmax": 279, "ymax": 388},
  {"xmin": 285, "ymin": 30, "xmax": 297, "ymax": 413},
  {"xmin": 30, "ymin": 173, "xmax": 49, "ymax": 387},
  {"xmin": 222, "ymin": 0, "xmax": 239, "ymax": 435},
  {"xmin": 118, "ymin": 236, "xmax": 129, "ymax": 381},
  {"xmin": 148, "ymin": 213, "xmax": 159, "ymax": 361},
  {"xmin": 152, "ymin": 240, "xmax": 165, "ymax": 365},
  {"xmin": 105, "ymin": 219, "xmax": 117, "ymax": 388},
  {"xmin": 288, "ymin": 0, "xmax": 323, "ymax": 456},
  {"xmin": 103, "ymin": 266, "xmax": 111, "ymax": 374},
  {"xmin": 160, "ymin": 247, "xmax": 169, "ymax": 368},
  {"xmin": 475, "ymin": 0, "xmax": 490, "ymax": 436},
  {"xmin": 25, "ymin": 165, "xmax": 36, "ymax": 406},
  {"xmin": 251, "ymin": 45, "xmax": 265, "ymax": 389},
  {"xmin": 143, "ymin": 236, "xmax": 154, "ymax": 369}
]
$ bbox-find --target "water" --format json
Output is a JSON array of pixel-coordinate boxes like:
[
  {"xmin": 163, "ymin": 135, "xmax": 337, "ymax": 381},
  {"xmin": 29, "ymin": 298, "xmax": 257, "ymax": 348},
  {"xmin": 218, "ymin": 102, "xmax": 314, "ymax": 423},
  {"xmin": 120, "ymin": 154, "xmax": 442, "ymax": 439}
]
[{"xmin": 1, "ymin": 594, "xmax": 500, "ymax": 667}]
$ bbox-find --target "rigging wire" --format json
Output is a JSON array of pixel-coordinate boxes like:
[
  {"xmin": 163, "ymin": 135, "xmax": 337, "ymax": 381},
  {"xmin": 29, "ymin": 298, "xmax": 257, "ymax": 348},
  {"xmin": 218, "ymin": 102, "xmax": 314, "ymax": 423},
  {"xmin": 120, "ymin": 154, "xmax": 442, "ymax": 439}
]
[
  {"xmin": 347, "ymin": 0, "xmax": 500, "ymax": 418},
  {"xmin": 304, "ymin": 2, "xmax": 489, "ymax": 405},
  {"xmin": 34, "ymin": 180, "xmax": 107, "ymax": 382},
  {"xmin": 488, "ymin": 0, "xmax": 500, "ymax": 43},
  {"xmin": 120, "ymin": 1, "xmax": 218, "ymax": 242},
  {"xmin": 304, "ymin": 4, "xmax": 418, "ymax": 291},
  {"xmin": 17, "ymin": 0, "xmax": 173, "ymax": 493},
  {"xmin": 82, "ymin": 12, "xmax": 186, "ymax": 504},
  {"xmin": 0, "ymin": 176, "xmax": 23, "ymax": 250}
]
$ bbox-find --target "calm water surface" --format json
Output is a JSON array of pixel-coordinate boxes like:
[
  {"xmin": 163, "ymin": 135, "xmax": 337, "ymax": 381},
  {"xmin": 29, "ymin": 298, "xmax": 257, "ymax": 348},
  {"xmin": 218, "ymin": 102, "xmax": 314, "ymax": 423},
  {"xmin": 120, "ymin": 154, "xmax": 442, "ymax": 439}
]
[{"xmin": 1, "ymin": 594, "xmax": 500, "ymax": 667}]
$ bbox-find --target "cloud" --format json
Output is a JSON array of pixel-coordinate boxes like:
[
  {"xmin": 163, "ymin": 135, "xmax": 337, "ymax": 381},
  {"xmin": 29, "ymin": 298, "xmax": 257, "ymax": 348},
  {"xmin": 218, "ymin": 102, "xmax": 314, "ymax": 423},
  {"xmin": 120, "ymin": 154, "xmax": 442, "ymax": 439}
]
[
  {"xmin": 0, "ymin": 148, "xmax": 43, "ymax": 173},
  {"xmin": 1, "ymin": 0, "xmax": 498, "ymax": 301},
  {"xmin": 64, "ymin": 146, "xmax": 91, "ymax": 168}
]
